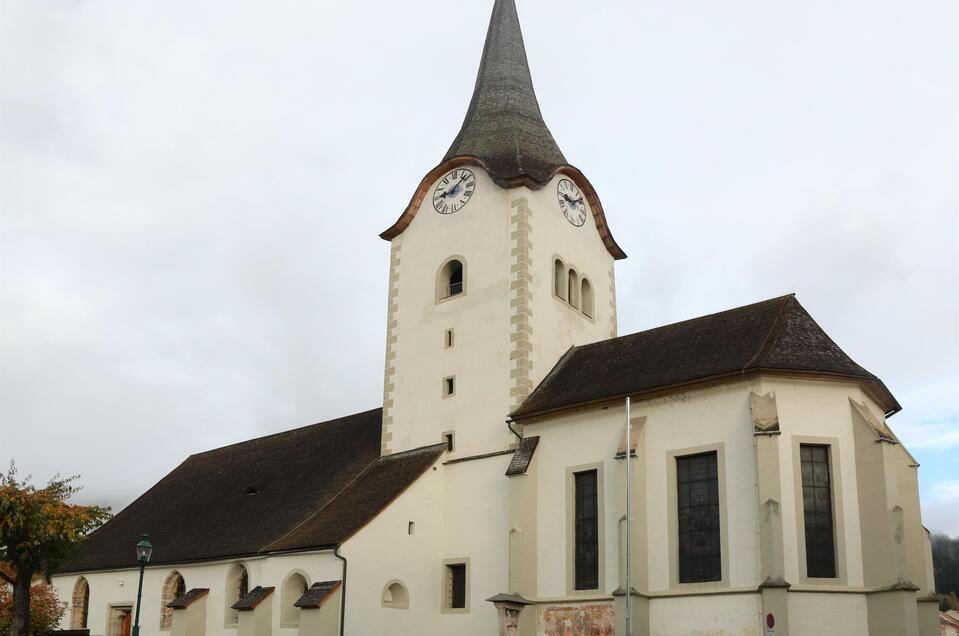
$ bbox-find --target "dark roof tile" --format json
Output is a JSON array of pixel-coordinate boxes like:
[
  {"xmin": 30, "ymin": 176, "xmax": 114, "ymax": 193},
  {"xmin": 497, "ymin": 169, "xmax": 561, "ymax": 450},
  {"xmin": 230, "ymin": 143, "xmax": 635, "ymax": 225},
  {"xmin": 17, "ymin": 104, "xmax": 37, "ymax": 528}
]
[
  {"xmin": 232, "ymin": 586, "xmax": 273, "ymax": 611},
  {"xmin": 294, "ymin": 581, "xmax": 342, "ymax": 609},
  {"xmin": 505, "ymin": 436, "xmax": 539, "ymax": 476},
  {"xmin": 62, "ymin": 409, "xmax": 443, "ymax": 572},
  {"xmin": 512, "ymin": 295, "xmax": 898, "ymax": 418},
  {"xmin": 168, "ymin": 588, "xmax": 209, "ymax": 609}
]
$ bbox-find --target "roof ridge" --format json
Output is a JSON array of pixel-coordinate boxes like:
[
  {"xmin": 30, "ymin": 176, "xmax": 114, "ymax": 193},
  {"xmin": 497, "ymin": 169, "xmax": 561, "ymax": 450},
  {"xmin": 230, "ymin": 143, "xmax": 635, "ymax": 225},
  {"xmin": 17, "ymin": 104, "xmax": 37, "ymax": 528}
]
[
  {"xmin": 187, "ymin": 407, "xmax": 382, "ymax": 459},
  {"xmin": 742, "ymin": 295, "xmax": 793, "ymax": 371}
]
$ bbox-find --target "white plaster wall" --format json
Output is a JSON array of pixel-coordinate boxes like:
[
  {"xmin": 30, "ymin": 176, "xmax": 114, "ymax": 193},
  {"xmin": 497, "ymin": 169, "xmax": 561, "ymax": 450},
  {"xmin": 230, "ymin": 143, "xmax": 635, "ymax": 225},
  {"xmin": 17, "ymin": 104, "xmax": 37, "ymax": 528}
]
[
  {"xmin": 787, "ymin": 591, "xmax": 869, "ymax": 636},
  {"xmin": 763, "ymin": 376, "xmax": 871, "ymax": 587},
  {"xmin": 52, "ymin": 552, "xmax": 342, "ymax": 636},
  {"xmin": 523, "ymin": 172, "xmax": 616, "ymax": 387},
  {"xmin": 387, "ymin": 167, "xmax": 616, "ymax": 457},
  {"xmin": 342, "ymin": 453, "xmax": 511, "ymax": 636},
  {"xmin": 648, "ymin": 594, "xmax": 762, "ymax": 636}
]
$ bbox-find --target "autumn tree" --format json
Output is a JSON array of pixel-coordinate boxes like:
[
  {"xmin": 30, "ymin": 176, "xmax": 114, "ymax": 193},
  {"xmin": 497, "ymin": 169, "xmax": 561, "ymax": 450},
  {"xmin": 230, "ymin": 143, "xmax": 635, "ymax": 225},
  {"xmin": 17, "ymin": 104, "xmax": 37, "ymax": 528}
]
[
  {"xmin": 0, "ymin": 464, "xmax": 110, "ymax": 636},
  {"xmin": 0, "ymin": 565, "xmax": 66, "ymax": 636}
]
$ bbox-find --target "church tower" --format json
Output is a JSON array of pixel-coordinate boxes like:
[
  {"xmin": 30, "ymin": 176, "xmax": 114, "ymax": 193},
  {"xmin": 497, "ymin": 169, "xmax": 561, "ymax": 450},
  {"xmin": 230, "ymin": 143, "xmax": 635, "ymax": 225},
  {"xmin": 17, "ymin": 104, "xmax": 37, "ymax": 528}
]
[{"xmin": 379, "ymin": 0, "xmax": 626, "ymax": 457}]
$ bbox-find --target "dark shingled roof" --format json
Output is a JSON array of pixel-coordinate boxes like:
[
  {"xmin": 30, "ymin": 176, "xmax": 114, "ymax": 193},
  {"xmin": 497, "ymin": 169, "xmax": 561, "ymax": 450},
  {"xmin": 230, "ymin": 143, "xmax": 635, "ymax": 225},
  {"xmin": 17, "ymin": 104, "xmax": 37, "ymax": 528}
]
[
  {"xmin": 512, "ymin": 295, "xmax": 899, "ymax": 418},
  {"xmin": 168, "ymin": 588, "xmax": 209, "ymax": 609},
  {"xmin": 294, "ymin": 581, "xmax": 342, "ymax": 609},
  {"xmin": 232, "ymin": 586, "xmax": 273, "ymax": 611},
  {"xmin": 505, "ymin": 436, "xmax": 539, "ymax": 476},
  {"xmin": 61, "ymin": 409, "xmax": 444, "ymax": 572},
  {"xmin": 444, "ymin": 0, "xmax": 566, "ymax": 186}
]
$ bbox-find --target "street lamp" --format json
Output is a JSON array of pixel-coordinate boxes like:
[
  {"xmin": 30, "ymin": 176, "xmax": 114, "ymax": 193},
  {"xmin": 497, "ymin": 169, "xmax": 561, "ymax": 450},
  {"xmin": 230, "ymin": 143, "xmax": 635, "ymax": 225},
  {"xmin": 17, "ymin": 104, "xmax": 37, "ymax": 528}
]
[{"xmin": 131, "ymin": 535, "xmax": 153, "ymax": 636}]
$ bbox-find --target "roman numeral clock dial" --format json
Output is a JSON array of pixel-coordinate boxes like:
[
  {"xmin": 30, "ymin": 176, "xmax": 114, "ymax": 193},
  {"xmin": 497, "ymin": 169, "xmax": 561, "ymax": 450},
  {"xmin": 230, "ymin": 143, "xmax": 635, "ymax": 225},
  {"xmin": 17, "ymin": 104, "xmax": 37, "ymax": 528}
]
[
  {"xmin": 432, "ymin": 168, "xmax": 476, "ymax": 214},
  {"xmin": 557, "ymin": 178, "xmax": 588, "ymax": 227}
]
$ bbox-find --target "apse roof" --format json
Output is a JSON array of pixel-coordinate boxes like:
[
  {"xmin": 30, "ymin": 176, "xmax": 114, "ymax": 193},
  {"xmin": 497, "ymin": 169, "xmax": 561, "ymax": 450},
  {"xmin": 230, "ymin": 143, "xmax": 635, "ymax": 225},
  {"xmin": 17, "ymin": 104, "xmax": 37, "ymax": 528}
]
[
  {"xmin": 512, "ymin": 294, "xmax": 899, "ymax": 419},
  {"xmin": 61, "ymin": 409, "xmax": 444, "ymax": 572}
]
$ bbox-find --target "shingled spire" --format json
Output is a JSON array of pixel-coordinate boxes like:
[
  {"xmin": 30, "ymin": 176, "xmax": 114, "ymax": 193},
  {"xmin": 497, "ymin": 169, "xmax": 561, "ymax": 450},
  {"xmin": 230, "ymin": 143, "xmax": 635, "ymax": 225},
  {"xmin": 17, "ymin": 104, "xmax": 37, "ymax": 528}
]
[{"xmin": 443, "ymin": 0, "xmax": 567, "ymax": 186}]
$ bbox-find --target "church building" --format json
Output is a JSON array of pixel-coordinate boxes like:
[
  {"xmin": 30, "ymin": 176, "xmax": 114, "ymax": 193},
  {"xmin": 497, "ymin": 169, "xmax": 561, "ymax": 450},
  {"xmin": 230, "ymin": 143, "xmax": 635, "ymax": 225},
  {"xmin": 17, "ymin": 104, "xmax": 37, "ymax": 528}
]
[{"xmin": 51, "ymin": 2, "xmax": 940, "ymax": 635}]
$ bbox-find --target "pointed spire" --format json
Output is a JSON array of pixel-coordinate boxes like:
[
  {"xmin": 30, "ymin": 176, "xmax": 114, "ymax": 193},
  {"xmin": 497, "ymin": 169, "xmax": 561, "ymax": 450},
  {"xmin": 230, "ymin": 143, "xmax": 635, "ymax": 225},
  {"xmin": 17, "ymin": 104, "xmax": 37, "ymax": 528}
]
[{"xmin": 443, "ymin": 0, "xmax": 567, "ymax": 186}]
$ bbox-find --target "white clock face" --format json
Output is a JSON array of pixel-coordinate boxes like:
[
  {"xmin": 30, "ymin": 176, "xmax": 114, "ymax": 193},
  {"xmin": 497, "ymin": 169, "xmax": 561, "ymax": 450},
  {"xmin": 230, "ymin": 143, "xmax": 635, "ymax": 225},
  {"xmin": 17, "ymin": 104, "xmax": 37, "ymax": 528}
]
[
  {"xmin": 432, "ymin": 168, "xmax": 476, "ymax": 214},
  {"xmin": 557, "ymin": 178, "xmax": 588, "ymax": 227}
]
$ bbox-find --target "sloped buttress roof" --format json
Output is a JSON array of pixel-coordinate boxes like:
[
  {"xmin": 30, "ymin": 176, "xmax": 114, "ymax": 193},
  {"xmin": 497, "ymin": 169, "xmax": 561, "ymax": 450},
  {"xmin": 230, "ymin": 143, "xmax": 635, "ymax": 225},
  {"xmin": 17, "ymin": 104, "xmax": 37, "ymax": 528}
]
[
  {"xmin": 61, "ymin": 409, "xmax": 444, "ymax": 572},
  {"xmin": 512, "ymin": 295, "xmax": 900, "ymax": 419}
]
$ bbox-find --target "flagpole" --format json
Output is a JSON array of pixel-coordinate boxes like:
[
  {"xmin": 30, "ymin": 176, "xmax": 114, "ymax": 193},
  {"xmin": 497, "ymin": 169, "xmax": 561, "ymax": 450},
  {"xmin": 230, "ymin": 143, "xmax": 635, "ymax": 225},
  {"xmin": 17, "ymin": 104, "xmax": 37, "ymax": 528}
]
[{"xmin": 625, "ymin": 396, "xmax": 632, "ymax": 636}]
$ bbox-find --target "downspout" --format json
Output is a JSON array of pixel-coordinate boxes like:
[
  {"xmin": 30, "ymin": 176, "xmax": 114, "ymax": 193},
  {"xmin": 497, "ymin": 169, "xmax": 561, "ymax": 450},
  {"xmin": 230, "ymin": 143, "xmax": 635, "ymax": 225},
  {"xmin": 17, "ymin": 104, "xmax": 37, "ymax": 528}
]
[
  {"xmin": 625, "ymin": 397, "xmax": 632, "ymax": 636},
  {"xmin": 334, "ymin": 544, "xmax": 347, "ymax": 636},
  {"xmin": 506, "ymin": 417, "xmax": 523, "ymax": 441}
]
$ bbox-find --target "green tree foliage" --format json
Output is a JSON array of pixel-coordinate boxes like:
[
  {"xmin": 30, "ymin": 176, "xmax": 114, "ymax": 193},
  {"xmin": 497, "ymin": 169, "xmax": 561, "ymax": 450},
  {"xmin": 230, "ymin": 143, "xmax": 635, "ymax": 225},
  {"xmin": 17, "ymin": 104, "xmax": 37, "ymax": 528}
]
[
  {"xmin": 0, "ymin": 463, "xmax": 110, "ymax": 636},
  {"xmin": 932, "ymin": 532, "xmax": 959, "ymax": 611}
]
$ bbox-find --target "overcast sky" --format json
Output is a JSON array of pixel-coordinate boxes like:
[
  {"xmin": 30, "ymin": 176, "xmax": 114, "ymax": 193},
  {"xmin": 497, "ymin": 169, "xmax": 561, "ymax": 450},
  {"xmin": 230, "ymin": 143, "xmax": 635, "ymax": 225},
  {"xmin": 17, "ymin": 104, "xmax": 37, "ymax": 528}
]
[{"xmin": 2, "ymin": 0, "xmax": 957, "ymax": 536}]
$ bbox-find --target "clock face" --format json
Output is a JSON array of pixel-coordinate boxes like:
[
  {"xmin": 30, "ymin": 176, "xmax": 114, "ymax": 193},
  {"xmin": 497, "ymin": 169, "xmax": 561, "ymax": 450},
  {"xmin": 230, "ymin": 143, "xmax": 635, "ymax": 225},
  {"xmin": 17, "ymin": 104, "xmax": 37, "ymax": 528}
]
[
  {"xmin": 432, "ymin": 168, "xmax": 476, "ymax": 214},
  {"xmin": 557, "ymin": 178, "xmax": 588, "ymax": 227}
]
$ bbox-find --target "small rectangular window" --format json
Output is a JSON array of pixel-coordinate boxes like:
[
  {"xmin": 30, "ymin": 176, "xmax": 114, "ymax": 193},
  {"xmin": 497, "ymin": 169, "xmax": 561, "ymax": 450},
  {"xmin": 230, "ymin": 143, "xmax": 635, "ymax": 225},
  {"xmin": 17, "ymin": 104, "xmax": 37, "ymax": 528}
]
[
  {"xmin": 446, "ymin": 563, "xmax": 467, "ymax": 609},
  {"xmin": 800, "ymin": 444, "xmax": 837, "ymax": 578},
  {"xmin": 408, "ymin": 521, "xmax": 415, "ymax": 535},
  {"xmin": 445, "ymin": 328, "xmax": 454, "ymax": 348},
  {"xmin": 443, "ymin": 432, "xmax": 455, "ymax": 452},
  {"xmin": 443, "ymin": 376, "xmax": 455, "ymax": 397},
  {"xmin": 677, "ymin": 451, "xmax": 721, "ymax": 583},
  {"xmin": 574, "ymin": 470, "xmax": 599, "ymax": 590}
]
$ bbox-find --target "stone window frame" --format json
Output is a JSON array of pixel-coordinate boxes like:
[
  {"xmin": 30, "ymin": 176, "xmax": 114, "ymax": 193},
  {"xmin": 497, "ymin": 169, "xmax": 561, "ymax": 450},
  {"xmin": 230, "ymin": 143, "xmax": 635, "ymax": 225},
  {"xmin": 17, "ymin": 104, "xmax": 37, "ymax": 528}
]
[
  {"xmin": 440, "ymin": 557, "xmax": 471, "ymax": 614},
  {"xmin": 70, "ymin": 577, "xmax": 90, "ymax": 630},
  {"xmin": 159, "ymin": 570, "xmax": 185, "ymax": 631},
  {"xmin": 565, "ymin": 462, "xmax": 606, "ymax": 595},
  {"xmin": 791, "ymin": 435, "xmax": 847, "ymax": 585},
  {"xmin": 666, "ymin": 443, "xmax": 730, "ymax": 591}
]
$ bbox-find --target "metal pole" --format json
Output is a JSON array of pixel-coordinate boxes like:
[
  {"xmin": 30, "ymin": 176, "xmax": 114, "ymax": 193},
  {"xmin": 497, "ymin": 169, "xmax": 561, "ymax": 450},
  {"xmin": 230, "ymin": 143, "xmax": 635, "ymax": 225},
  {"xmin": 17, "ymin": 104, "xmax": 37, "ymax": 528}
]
[
  {"xmin": 625, "ymin": 396, "xmax": 632, "ymax": 636},
  {"xmin": 132, "ymin": 560, "xmax": 145, "ymax": 636}
]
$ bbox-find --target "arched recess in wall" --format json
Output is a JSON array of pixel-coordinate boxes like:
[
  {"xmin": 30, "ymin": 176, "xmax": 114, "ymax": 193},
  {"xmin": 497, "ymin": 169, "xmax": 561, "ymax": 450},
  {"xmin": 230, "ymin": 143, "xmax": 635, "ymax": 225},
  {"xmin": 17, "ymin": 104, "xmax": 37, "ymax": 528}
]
[
  {"xmin": 581, "ymin": 278, "xmax": 593, "ymax": 317},
  {"xmin": 70, "ymin": 577, "xmax": 90, "ymax": 629},
  {"xmin": 381, "ymin": 580, "xmax": 409, "ymax": 609},
  {"xmin": 160, "ymin": 571, "xmax": 186, "ymax": 630},
  {"xmin": 435, "ymin": 256, "xmax": 466, "ymax": 301},
  {"xmin": 224, "ymin": 562, "xmax": 249, "ymax": 627},
  {"xmin": 553, "ymin": 258, "xmax": 566, "ymax": 299},
  {"xmin": 567, "ymin": 269, "xmax": 580, "ymax": 308},
  {"xmin": 280, "ymin": 571, "xmax": 310, "ymax": 627}
]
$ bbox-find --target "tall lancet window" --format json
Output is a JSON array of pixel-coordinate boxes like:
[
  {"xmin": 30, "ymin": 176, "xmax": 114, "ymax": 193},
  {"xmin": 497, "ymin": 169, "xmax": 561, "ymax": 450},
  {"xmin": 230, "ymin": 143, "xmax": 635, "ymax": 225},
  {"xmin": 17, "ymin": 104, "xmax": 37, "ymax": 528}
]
[
  {"xmin": 677, "ymin": 452, "xmax": 721, "ymax": 583},
  {"xmin": 574, "ymin": 470, "xmax": 599, "ymax": 590},
  {"xmin": 800, "ymin": 445, "xmax": 837, "ymax": 578}
]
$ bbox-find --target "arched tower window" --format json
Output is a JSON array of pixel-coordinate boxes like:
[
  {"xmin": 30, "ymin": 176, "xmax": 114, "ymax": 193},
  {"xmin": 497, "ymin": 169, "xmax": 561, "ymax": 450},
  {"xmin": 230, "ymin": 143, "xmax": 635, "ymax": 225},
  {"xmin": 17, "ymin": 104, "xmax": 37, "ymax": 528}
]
[
  {"xmin": 436, "ymin": 257, "xmax": 466, "ymax": 301},
  {"xmin": 160, "ymin": 571, "xmax": 185, "ymax": 630},
  {"xmin": 225, "ymin": 563, "xmax": 249, "ymax": 626},
  {"xmin": 581, "ymin": 278, "xmax": 593, "ymax": 317},
  {"xmin": 567, "ymin": 269, "xmax": 580, "ymax": 308},
  {"xmin": 381, "ymin": 580, "xmax": 409, "ymax": 609},
  {"xmin": 553, "ymin": 258, "xmax": 566, "ymax": 299},
  {"xmin": 280, "ymin": 572, "xmax": 309, "ymax": 627},
  {"xmin": 70, "ymin": 577, "xmax": 90, "ymax": 629}
]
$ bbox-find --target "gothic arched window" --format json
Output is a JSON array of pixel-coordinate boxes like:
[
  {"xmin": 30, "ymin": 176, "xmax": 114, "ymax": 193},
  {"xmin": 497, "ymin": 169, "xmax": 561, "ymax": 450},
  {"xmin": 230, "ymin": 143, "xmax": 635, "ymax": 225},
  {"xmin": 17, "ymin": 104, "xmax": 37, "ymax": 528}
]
[
  {"xmin": 567, "ymin": 269, "xmax": 580, "ymax": 308},
  {"xmin": 280, "ymin": 572, "xmax": 309, "ymax": 627},
  {"xmin": 553, "ymin": 258, "xmax": 566, "ymax": 299},
  {"xmin": 160, "ymin": 571, "xmax": 185, "ymax": 630},
  {"xmin": 70, "ymin": 577, "xmax": 90, "ymax": 630},
  {"xmin": 225, "ymin": 563, "xmax": 249, "ymax": 626}
]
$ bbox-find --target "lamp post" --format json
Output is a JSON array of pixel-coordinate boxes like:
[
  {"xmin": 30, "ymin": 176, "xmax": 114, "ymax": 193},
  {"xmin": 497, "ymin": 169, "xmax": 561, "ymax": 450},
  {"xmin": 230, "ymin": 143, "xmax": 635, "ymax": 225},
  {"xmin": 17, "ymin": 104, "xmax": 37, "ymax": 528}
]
[{"xmin": 131, "ymin": 535, "xmax": 153, "ymax": 636}]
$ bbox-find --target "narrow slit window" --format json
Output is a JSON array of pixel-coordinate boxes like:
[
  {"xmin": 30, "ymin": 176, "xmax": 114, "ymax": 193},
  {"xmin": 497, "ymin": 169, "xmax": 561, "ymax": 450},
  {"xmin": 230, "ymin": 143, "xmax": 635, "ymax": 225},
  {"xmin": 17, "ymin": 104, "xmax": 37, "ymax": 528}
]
[
  {"xmin": 677, "ymin": 451, "xmax": 721, "ymax": 583},
  {"xmin": 445, "ymin": 329, "xmax": 454, "ymax": 348},
  {"xmin": 574, "ymin": 470, "xmax": 599, "ymax": 590},
  {"xmin": 444, "ymin": 376, "xmax": 455, "ymax": 397},
  {"xmin": 443, "ymin": 432, "xmax": 455, "ymax": 452},
  {"xmin": 408, "ymin": 521, "xmax": 415, "ymax": 535},
  {"xmin": 801, "ymin": 444, "xmax": 837, "ymax": 578},
  {"xmin": 446, "ymin": 564, "xmax": 467, "ymax": 609}
]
